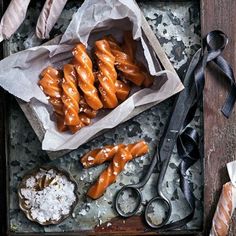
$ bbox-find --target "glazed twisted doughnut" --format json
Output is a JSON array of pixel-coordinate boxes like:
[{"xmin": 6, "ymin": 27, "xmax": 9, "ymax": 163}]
[
  {"xmin": 39, "ymin": 66, "xmax": 67, "ymax": 132},
  {"xmin": 95, "ymin": 40, "xmax": 118, "ymax": 108},
  {"xmin": 105, "ymin": 35, "xmax": 145, "ymax": 86},
  {"xmin": 86, "ymin": 141, "xmax": 149, "ymax": 199},
  {"xmin": 210, "ymin": 182, "xmax": 235, "ymax": 236},
  {"xmin": 122, "ymin": 31, "xmax": 154, "ymax": 87},
  {"xmin": 61, "ymin": 64, "xmax": 83, "ymax": 127},
  {"xmin": 72, "ymin": 43, "xmax": 103, "ymax": 111}
]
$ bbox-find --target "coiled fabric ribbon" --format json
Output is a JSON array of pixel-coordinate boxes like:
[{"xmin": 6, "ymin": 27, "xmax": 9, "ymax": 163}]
[{"xmin": 161, "ymin": 30, "xmax": 236, "ymax": 230}]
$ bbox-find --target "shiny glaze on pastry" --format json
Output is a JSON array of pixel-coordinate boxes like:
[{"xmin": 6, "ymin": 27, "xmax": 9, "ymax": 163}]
[
  {"xmin": 105, "ymin": 35, "xmax": 145, "ymax": 86},
  {"xmin": 86, "ymin": 141, "xmax": 149, "ymax": 199},
  {"xmin": 39, "ymin": 66, "xmax": 67, "ymax": 132},
  {"xmin": 81, "ymin": 144, "xmax": 125, "ymax": 168},
  {"xmin": 95, "ymin": 40, "xmax": 118, "ymax": 108},
  {"xmin": 61, "ymin": 64, "xmax": 83, "ymax": 127},
  {"xmin": 73, "ymin": 43, "xmax": 103, "ymax": 110},
  {"xmin": 123, "ymin": 31, "xmax": 154, "ymax": 87},
  {"xmin": 115, "ymin": 80, "xmax": 130, "ymax": 102}
]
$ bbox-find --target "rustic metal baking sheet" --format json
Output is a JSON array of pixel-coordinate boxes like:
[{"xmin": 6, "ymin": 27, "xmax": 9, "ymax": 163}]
[{"xmin": 6, "ymin": 0, "xmax": 202, "ymax": 234}]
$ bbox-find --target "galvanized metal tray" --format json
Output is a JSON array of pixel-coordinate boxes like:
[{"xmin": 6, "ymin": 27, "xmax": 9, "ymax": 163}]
[{"xmin": 5, "ymin": 0, "xmax": 203, "ymax": 235}]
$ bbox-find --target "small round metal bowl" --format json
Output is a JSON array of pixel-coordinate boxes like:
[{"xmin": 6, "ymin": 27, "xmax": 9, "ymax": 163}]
[{"xmin": 18, "ymin": 166, "xmax": 78, "ymax": 226}]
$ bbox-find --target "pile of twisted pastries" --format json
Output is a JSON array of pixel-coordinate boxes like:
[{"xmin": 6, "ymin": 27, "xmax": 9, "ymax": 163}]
[
  {"xmin": 39, "ymin": 31, "xmax": 154, "ymax": 134},
  {"xmin": 80, "ymin": 140, "xmax": 149, "ymax": 200}
]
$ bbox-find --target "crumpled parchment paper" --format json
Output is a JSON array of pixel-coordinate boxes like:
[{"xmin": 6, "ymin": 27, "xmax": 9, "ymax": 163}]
[{"xmin": 0, "ymin": 0, "xmax": 183, "ymax": 151}]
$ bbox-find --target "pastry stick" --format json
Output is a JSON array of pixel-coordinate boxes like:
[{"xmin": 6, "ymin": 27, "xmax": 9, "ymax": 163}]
[
  {"xmin": 87, "ymin": 147, "xmax": 132, "ymax": 200},
  {"xmin": 36, "ymin": 0, "xmax": 68, "ymax": 39},
  {"xmin": 115, "ymin": 80, "xmax": 131, "ymax": 102},
  {"xmin": 39, "ymin": 66, "xmax": 68, "ymax": 132},
  {"xmin": 79, "ymin": 96, "xmax": 98, "ymax": 119},
  {"xmin": 81, "ymin": 140, "xmax": 149, "ymax": 169},
  {"xmin": 62, "ymin": 64, "xmax": 82, "ymax": 126},
  {"xmin": 0, "ymin": 0, "xmax": 31, "ymax": 42},
  {"xmin": 210, "ymin": 161, "xmax": 236, "ymax": 236},
  {"xmin": 81, "ymin": 144, "xmax": 125, "ymax": 168},
  {"xmin": 105, "ymin": 35, "xmax": 145, "ymax": 86},
  {"xmin": 73, "ymin": 43, "xmax": 103, "ymax": 111},
  {"xmin": 95, "ymin": 40, "xmax": 118, "ymax": 108},
  {"xmin": 62, "ymin": 64, "xmax": 86, "ymax": 133},
  {"xmin": 86, "ymin": 141, "xmax": 149, "ymax": 199},
  {"xmin": 123, "ymin": 31, "xmax": 154, "ymax": 87}
]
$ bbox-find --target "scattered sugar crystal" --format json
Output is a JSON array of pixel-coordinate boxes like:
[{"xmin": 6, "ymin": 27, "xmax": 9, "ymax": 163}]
[
  {"xmin": 87, "ymin": 156, "xmax": 95, "ymax": 161},
  {"xmin": 114, "ymin": 162, "xmax": 119, "ymax": 167},
  {"xmin": 107, "ymin": 222, "xmax": 112, "ymax": 227},
  {"xmin": 98, "ymin": 210, "xmax": 101, "ymax": 217},
  {"xmin": 78, "ymin": 209, "xmax": 87, "ymax": 216}
]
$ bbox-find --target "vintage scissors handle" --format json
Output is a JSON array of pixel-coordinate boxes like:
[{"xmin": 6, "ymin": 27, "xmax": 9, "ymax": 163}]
[
  {"xmin": 114, "ymin": 153, "xmax": 158, "ymax": 218},
  {"xmin": 144, "ymin": 195, "xmax": 171, "ymax": 228},
  {"xmin": 144, "ymin": 152, "xmax": 172, "ymax": 228}
]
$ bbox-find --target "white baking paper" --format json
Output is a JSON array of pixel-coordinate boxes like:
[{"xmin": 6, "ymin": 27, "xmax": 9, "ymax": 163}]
[{"xmin": 0, "ymin": 0, "xmax": 184, "ymax": 151}]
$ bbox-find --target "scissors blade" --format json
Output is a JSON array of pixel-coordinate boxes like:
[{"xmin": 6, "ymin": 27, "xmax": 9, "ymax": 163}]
[{"xmin": 158, "ymin": 49, "xmax": 201, "ymax": 163}]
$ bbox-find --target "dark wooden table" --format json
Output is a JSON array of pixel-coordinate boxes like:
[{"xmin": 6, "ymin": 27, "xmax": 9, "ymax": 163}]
[{"xmin": 1, "ymin": 0, "xmax": 236, "ymax": 235}]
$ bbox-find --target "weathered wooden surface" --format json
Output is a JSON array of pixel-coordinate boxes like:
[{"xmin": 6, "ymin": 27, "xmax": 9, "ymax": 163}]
[{"xmin": 201, "ymin": 0, "xmax": 236, "ymax": 235}]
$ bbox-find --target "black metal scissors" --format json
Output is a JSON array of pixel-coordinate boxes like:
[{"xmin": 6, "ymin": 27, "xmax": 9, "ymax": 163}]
[{"xmin": 114, "ymin": 51, "xmax": 201, "ymax": 229}]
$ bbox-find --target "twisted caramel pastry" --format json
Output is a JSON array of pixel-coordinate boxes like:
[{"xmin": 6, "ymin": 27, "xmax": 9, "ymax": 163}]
[
  {"xmin": 69, "ymin": 96, "xmax": 97, "ymax": 133},
  {"xmin": 105, "ymin": 35, "xmax": 145, "ymax": 86},
  {"xmin": 210, "ymin": 182, "xmax": 235, "ymax": 236},
  {"xmin": 123, "ymin": 31, "xmax": 137, "ymax": 62},
  {"xmin": 138, "ymin": 63, "xmax": 154, "ymax": 87},
  {"xmin": 122, "ymin": 31, "xmax": 154, "ymax": 87},
  {"xmin": 115, "ymin": 80, "xmax": 130, "ymax": 102},
  {"xmin": 87, "ymin": 148, "xmax": 132, "ymax": 200},
  {"xmin": 72, "ymin": 43, "xmax": 103, "ymax": 110},
  {"xmin": 86, "ymin": 141, "xmax": 149, "ymax": 199},
  {"xmin": 39, "ymin": 66, "xmax": 67, "ymax": 132},
  {"xmin": 95, "ymin": 40, "xmax": 118, "ymax": 108},
  {"xmin": 61, "ymin": 64, "xmax": 83, "ymax": 127},
  {"xmin": 79, "ymin": 96, "xmax": 98, "ymax": 118},
  {"xmin": 81, "ymin": 144, "xmax": 125, "ymax": 168},
  {"xmin": 126, "ymin": 140, "xmax": 149, "ymax": 158},
  {"xmin": 81, "ymin": 140, "xmax": 148, "ymax": 169}
]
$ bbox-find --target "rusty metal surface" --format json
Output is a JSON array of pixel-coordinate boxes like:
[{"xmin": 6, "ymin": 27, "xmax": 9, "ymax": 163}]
[{"xmin": 6, "ymin": 0, "xmax": 202, "ymax": 234}]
